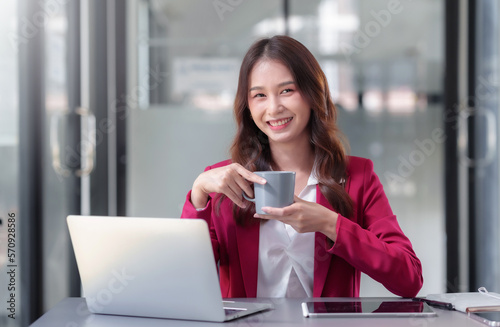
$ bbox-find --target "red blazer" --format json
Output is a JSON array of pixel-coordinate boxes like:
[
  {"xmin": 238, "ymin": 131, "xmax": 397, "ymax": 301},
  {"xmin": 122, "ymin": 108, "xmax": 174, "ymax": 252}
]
[{"xmin": 181, "ymin": 156, "xmax": 423, "ymax": 298}]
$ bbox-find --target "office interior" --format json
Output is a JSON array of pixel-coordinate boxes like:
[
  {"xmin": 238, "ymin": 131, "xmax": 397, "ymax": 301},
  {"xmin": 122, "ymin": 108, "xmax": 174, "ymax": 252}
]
[{"xmin": 0, "ymin": 0, "xmax": 499, "ymax": 326}]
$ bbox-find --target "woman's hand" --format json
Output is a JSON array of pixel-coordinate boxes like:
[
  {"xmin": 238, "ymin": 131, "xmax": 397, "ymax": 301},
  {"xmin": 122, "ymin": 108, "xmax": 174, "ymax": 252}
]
[
  {"xmin": 191, "ymin": 163, "xmax": 267, "ymax": 209},
  {"xmin": 255, "ymin": 195, "xmax": 339, "ymax": 241}
]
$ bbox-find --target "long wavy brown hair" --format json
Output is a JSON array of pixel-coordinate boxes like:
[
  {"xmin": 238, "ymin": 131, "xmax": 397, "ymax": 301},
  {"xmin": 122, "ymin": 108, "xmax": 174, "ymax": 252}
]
[{"xmin": 223, "ymin": 35, "xmax": 354, "ymax": 226}]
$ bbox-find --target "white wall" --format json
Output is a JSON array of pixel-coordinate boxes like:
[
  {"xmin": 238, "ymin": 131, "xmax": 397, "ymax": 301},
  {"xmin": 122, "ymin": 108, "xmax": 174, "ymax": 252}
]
[{"xmin": 127, "ymin": 107, "xmax": 235, "ymax": 217}]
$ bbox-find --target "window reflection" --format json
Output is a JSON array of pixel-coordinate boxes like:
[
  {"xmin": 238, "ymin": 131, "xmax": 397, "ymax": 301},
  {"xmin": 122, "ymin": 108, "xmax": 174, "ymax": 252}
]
[
  {"xmin": 386, "ymin": 87, "xmax": 417, "ymax": 114},
  {"xmin": 363, "ymin": 89, "xmax": 384, "ymax": 113}
]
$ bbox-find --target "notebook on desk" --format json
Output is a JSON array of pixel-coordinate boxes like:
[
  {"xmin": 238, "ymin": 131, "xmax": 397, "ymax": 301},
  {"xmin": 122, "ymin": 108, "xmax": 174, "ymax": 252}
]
[
  {"xmin": 426, "ymin": 288, "xmax": 500, "ymax": 313},
  {"xmin": 67, "ymin": 215, "xmax": 272, "ymax": 322}
]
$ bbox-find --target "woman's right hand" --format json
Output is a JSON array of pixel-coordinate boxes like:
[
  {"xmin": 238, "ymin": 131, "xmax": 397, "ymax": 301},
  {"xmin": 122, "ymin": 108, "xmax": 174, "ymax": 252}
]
[{"xmin": 190, "ymin": 163, "xmax": 267, "ymax": 209}]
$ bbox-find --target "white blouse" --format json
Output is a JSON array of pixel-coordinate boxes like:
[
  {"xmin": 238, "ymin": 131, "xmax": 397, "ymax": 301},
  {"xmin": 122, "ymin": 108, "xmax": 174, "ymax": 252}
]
[{"xmin": 256, "ymin": 172, "xmax": 318, "ymax": 298}]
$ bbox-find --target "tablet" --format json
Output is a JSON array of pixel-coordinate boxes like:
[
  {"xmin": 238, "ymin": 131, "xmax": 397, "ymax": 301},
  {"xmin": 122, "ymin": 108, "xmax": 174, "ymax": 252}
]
[{"xmin": 302, "ymin": 299, "xmax": 437, "ymax": 318}]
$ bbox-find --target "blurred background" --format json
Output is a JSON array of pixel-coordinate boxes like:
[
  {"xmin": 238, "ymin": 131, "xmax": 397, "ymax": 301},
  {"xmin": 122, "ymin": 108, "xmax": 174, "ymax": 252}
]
[{"xmin": 0, "ymin": 0, "xmax": 499, "ymax": 326}]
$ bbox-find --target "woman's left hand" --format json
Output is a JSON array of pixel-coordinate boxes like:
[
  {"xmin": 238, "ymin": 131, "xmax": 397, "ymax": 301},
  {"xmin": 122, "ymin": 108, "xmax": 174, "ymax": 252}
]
[{"xmin": 254, "ymin": 195, "xmax": 339, "ymax": 242}]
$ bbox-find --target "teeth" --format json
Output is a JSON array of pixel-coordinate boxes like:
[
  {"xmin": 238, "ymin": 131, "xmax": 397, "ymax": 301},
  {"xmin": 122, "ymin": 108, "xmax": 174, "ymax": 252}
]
[{"xmin": 269, "ymin": 117, "xmax": 292, "ymax": 127}]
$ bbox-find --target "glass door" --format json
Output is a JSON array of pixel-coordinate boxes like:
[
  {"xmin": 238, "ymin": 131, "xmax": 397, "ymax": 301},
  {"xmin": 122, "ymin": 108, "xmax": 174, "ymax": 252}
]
[
  {"xmin": 1, "ymin": 0, "xmax": 127, "ymax": 324},
  {"xmin": 469, "ymin": 0, "xmax": 500, "ymax": 292},
  {"xmin": 40, "ymin": 0, "xmax": 128, "ymax": 314},
  {"xmin": 15, "ymin": 0, "xmax": 84, "ymax": 324}
]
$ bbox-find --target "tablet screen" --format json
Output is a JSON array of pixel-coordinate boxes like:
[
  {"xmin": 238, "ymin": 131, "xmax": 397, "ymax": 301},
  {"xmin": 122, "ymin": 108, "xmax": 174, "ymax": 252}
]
[{"xmin": 302, "ymin": 300, "xmax": 436, "ymax": 318}]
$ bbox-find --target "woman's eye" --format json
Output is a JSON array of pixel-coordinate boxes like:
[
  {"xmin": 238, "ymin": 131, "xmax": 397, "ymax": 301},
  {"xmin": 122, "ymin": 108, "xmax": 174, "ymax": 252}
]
[
  {"xmin": 253, "ymin": 93, "xmax": 265, "ymax": 98},
  {"xmin": 282, "ymin": 88, "xmax": 293, "ymax": 94}
]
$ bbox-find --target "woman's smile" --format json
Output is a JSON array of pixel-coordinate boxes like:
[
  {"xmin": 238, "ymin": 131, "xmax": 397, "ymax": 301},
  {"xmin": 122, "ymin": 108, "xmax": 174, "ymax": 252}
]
[{"xmin": 267, "ymin": 117, "xmax": 293, "ymax": 129}]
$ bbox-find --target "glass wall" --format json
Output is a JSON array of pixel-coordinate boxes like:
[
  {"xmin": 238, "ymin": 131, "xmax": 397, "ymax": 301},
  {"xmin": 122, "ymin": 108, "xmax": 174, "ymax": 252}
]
[
  {"xmin": 127, "ymin": 0, "xmax": 445, "ymax": 296},
  {"xmin": 288, "ymin": 0, "xmax": 445, "ymax": 296},
  {"xmin": 127, "ymin": 0, "xmax": 285, "ymax": 217},
  {"xmin": 0, "ymin": 1, "xmax": 19, "ymax": 326}
]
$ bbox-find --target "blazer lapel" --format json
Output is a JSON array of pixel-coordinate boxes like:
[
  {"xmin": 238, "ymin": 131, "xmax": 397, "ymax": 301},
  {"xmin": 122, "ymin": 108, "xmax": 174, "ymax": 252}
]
[
  {"xmin": 313, "ymin": 185, "xmax": 334, "ymax": 297},
  {"xmin": 235, "ymin": 220, "xmax": 260, "ymax": 297}
]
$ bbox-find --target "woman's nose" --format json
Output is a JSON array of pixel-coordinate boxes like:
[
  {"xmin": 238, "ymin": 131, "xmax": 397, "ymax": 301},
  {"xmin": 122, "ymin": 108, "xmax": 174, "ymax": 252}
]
[{"xmin": 268, "ymin": 95, "xmax": 284, "ymax": 114}]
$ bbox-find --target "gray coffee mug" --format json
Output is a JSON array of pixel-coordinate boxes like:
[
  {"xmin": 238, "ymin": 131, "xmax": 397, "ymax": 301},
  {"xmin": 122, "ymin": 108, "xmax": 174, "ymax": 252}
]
[{"xmin": 243, "ymin": 171, "xmax": 296, "ymax": 215}]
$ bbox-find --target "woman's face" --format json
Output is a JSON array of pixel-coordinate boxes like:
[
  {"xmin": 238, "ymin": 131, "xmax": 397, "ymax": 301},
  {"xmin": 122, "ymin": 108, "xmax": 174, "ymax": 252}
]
[{"xmin": 247, "ymin": 59, "xmax": 311, "ymax": 147}]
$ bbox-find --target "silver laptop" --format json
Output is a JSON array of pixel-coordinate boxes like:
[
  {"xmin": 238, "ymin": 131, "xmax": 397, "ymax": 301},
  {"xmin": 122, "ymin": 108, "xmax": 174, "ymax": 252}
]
[{"xmin": 67, "ymin": 215, "xmax": 273, "ymax": 322}]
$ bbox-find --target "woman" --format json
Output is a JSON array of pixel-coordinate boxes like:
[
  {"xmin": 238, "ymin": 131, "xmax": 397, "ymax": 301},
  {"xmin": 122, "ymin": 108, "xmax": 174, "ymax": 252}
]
[{"xmin": 181, "ymin": 35, "xmax": 423, "ymax": 298}]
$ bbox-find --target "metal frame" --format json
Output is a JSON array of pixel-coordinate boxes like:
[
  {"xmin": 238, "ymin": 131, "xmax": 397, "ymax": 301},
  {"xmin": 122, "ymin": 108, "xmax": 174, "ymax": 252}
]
[
  {"xmin": 18, "ymin": 0, "xmax": 44, "ymax": 324},
  {"xmin": 467, "ymin": 0, "xmax": 478, "ymax": 291},
  {"xmin": 444, "ymin": 0, "xmax": 462, "ymax": 293},
  {"xmin": 114, "ymin": 1, "xmax": 128, "ymax": 216},
  {"xmin": 66, "ymin": 0, "xmax": 83, "ymax": 299},
  {"xmin": 85, "ymin": 0, "xmax": 128, "ymax": 217}
]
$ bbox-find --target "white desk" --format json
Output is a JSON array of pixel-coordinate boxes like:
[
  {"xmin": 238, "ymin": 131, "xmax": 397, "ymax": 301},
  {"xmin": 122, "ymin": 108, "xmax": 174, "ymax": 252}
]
[{"xmin": 30, "ymin": 297, "xmax": 486, "ymax": 327}]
